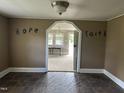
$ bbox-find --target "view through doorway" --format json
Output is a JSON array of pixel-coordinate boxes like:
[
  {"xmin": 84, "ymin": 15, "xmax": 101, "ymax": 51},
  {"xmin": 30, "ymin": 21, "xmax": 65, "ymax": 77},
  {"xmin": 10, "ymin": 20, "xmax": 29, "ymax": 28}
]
[{"xmin": 47, "ymin": 21, "xmax": 81, "ymax": 72}]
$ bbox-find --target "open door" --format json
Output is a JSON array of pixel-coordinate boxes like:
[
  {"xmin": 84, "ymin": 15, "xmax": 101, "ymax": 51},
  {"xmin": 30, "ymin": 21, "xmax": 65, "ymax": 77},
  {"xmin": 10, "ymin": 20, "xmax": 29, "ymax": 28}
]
[{"xmin": 74, "ymin": 31, "xmax": 78, "ymax": 71}]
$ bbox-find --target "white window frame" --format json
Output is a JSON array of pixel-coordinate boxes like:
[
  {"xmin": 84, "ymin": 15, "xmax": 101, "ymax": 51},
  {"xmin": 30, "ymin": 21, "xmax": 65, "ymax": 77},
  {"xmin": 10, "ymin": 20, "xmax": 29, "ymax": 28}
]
[
  {"xmin": 48, "ymin": 33, "xmax": 53, "ymax": 45},
  {"xmin": 55, "ymin": 33, "xmax": 64, "ymax": 46}
]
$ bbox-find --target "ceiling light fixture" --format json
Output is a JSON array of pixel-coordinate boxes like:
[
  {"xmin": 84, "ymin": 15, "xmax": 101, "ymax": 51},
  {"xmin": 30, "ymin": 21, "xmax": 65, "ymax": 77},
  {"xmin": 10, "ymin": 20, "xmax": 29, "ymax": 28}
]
[{"xmin": 51, "ymin": 0, "xmax": 69, "ymax": 15}]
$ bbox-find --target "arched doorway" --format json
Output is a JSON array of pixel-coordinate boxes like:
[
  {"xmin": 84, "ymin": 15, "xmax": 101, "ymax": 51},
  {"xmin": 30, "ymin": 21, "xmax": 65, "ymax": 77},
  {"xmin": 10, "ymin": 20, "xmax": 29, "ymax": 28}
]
[{"xmin": 46, "ymin": 21, "xmax": 82, "ymax": 72}]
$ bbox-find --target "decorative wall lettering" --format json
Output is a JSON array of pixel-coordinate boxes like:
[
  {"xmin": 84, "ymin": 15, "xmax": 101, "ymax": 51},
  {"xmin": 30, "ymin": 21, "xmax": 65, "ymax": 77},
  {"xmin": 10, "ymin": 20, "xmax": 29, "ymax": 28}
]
[
  {"xmin": 16, "ymin": 28, "xmax": 39, "ymax": 35},
  {"xmin": 89, "ymin": 32, "xmax": 94, "ymax": 37},
  {"xmin": 29, "ymin": 28, "xmax": 33, "ymax": 32},
  {"xmin": 84, "ymin": 30, "xmax": 106, "ymax": 38},
  {"xmin": 98, "ymin": 31, "xmax": 102, "ymax": 36},
  {"xmin": 95, "ymin": 32, "xmax": 97, "ymax": 36},
  {"xmin": 34, "ymin": 28, "xmax": 39, "ymax": 33},
  {"xmin": 23, "ymin": 29, "xmax": 27, "ymax": 34}
]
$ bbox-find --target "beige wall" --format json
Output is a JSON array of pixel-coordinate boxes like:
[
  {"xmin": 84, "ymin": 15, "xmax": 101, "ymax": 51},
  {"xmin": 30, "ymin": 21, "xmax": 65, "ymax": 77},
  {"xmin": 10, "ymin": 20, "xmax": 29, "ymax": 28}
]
[
  {"xmin": 105, "ymin": 15, "xmax": 124, "ymax": 81},
  {"xmin": 73, "ymin": 20, "xmax": 106, "ymax": 68},
  {"xmin": 8, "ymin": 18, "xmax": 106, "ymax": 68},
  {"xmin": 0, "ymin": 16, "xmax": 9, "ymax": 72}
]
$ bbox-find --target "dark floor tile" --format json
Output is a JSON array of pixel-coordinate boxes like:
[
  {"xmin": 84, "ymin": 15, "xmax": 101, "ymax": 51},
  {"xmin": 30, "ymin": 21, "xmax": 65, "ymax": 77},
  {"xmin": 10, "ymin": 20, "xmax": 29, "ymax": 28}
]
[{"xmin": 0, "ymin": 72, "xmax": 124, "ymax": 93}]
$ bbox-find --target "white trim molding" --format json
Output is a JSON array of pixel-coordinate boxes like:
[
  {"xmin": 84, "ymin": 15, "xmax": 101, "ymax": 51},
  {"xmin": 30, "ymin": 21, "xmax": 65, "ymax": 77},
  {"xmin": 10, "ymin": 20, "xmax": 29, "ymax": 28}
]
[
  {"xmin": 46, "ymin": 21, "xmax": 82, "ymax": 72},
  {"xmin": 107, "ymin": 13, "xmax": 124, "ymax": 21},
  {"xmin": 9, "ymin": 67, "xmax": 47, "ymax": 72},
  {"xmin": 104, "ymin": 70, "xmax": 124, "ymax": 89},
  {"xmin": 0, "ymin": 67, "xmax": 47, "ymax": 78},
  {"xmin": 79, "ymin": 68, "xmax": 124, "ymax": 89},
  {"xmin": 79, "ymin": 69, "xmax": 104, "ymax": 73},
  {"xmin": 0, "ymin": 68, "xmax": 10, "ymax": 78}
]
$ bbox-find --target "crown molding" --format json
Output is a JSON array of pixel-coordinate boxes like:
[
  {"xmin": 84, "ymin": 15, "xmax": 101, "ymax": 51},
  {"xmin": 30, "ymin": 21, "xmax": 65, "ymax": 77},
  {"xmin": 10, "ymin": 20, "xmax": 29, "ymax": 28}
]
[{"xmin": 107, "ymin": 13, "xmax": 124, "ymax": 21}]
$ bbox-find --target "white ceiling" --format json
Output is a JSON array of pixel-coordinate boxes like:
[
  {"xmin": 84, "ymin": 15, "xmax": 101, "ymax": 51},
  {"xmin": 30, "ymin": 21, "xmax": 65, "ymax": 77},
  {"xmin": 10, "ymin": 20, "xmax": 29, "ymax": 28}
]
[{"xmin": 0, "ymin": 0, "xmax": 124, "ymax": 21}]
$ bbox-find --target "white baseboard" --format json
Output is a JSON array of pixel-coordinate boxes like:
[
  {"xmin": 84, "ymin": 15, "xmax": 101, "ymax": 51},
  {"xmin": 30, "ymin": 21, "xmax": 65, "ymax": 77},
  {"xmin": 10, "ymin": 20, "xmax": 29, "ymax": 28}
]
[
  {"xmin": 0, "ymin": 67, "xmax": 47, "ymax": 78},
  {"xmin": 0, "ymin": 68, "xmax": 10, "ymax": 78},
  {"xmin": 9, "ymin": 67, "xmax": 47, "ymax": 72},
  {"xmin": 79, "ymin": 69, "xmax": 104, "ymax": 73},
  {"xmin": 104, "ymin": 70, "xmax": 124, "ymax": 89},
  {"xmin": 79, "ymin": 68, "xmax": 124, "ymax": 89}
]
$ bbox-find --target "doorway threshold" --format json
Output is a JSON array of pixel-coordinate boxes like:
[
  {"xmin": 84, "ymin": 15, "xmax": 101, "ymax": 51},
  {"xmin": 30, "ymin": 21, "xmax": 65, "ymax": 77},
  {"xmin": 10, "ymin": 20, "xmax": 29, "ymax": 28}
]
[{"xmin": 48, "ymin": 70, "xmax": 75, "ymax": 73}]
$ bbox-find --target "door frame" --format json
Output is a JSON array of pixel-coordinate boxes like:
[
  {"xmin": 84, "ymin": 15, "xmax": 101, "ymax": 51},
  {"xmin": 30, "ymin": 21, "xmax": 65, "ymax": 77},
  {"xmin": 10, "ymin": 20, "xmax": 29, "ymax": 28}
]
[{"xmin": 45, "ymin": 21, "xmax": 82, "ymax": 72}]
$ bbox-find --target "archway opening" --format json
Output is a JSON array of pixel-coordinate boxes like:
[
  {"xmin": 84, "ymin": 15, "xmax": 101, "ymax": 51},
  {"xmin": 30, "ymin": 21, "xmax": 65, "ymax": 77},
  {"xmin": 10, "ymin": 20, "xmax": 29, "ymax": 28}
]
[{"xmin": 46, "ymin": 21, "xmax": 82, "ymax": 72}]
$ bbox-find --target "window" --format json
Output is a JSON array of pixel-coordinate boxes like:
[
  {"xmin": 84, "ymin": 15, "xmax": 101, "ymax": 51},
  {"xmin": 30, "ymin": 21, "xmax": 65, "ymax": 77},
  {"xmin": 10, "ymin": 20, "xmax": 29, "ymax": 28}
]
[
  {"xmin": 55, "ymin": 33, "xmax": 64, "ymax": 45},
  {"xmin": 48, "ymin": 33, "xmax": 53, "ymax": 45},
  {"xmin": 69, "ymin": 33, "xmax": 74, "ymax": 43}
]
